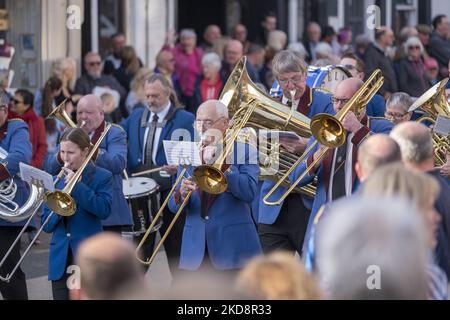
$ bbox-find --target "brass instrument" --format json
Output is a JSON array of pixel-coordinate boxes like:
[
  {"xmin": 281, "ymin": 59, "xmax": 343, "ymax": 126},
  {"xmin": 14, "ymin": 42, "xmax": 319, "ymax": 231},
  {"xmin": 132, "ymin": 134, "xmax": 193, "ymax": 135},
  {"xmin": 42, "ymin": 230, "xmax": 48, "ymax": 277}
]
[
  {"xmin": 47, "ymin": 99, "xmax": 77, "ymax": 128},
  {"xmin": 219, "ymin": 56, "xmax": 316, "ymax": 197},
  {"xmin": 0, "ymin": 124, "xmax": 111, "ymax": 282},
  {"xmin": 136, "ymin": 96, "xmax": 260, "ymax": 266},
  {"xmin": 408, "ymin": 78, "xmax": 450, "ymax": 166},
  {"xmin": 263, "ymin": 69, "xmax": 384, "ymax": 206}
]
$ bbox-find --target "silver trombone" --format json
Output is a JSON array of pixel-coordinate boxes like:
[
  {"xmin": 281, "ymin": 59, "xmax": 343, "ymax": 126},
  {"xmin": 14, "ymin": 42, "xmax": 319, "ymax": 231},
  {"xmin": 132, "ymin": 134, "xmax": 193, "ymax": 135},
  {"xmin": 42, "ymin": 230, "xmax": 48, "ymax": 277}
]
[{"xmin": 0, "ymin": 169, "xmax": 65, "ymax": 283}]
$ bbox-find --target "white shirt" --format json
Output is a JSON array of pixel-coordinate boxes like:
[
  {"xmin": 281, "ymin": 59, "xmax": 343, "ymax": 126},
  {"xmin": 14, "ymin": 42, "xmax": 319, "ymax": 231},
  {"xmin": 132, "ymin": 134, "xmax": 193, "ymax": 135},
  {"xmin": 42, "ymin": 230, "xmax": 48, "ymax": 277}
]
[
  {"xmin": 143, "ymin": 102, "xmax": 171, "ymax": 164},
  {"xmin": 281, "ymin": 95, "xmax": 300, "ymax": 110},
  {"xmin": 328, "ymin": 132, "xmax": 355, "ymax": 200}
]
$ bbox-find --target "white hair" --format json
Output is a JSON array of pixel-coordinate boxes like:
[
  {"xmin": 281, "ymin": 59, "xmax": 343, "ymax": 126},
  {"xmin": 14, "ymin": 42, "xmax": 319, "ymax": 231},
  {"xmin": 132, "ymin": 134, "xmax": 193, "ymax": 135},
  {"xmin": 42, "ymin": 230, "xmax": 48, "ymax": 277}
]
[
  {"xmin": 316, "ymin": 197, "xmax": 429, "ymax": 299},
  {"xmin": 315, "ymin": 42, "xmax": 333, "ymax": 59},
  {"xmin": 390, "ymin": 122, "xmax": 434, "ymax": 163},
  {"xmin": 287, "ymin": 42, "xmax": 308, "ymax": 60},
  {"xmin": 201, "ymin": 52, "xmax": 222, "ymax": 72},
  {"xmin": 404, "ymin": 36, "xmax": 424, "ymax": 55},
  {"xmin": 386, "ymin": 92, "xmax": 413, "ymax": 114},
  {"xmin": 180, "ymin": 28, "xmax": 197, "ymax": 39}
]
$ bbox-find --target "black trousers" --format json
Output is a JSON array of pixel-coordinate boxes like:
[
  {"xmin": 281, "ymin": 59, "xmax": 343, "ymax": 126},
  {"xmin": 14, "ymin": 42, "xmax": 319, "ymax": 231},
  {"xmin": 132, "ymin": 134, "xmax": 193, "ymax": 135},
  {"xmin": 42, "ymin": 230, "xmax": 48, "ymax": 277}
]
[
  {"xmin": 51, "ymin": 250, "xmax": 73, "ymax": 300},
  {"xmin": 134, "ymin": 191, "xmax": 186, "ymax": 278},
  {"xmin": 258, "ymin": 193, "xmax": 311, "ymax": 256},
  {"xmin": 0, "ymin": 227, "xmax": 29, "ymax": 300}
]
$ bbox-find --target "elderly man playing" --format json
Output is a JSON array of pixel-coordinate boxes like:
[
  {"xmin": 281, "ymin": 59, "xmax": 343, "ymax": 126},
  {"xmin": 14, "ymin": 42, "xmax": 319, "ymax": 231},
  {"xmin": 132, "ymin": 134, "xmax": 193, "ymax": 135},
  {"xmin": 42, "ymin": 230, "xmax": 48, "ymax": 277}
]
[
  {"xmin": 168, "ymin": 100, "xmax": 262, "ymax": 273},
  {"xmin": 45, "ymin": 94, "xmax": 132, "ymax": 233}
]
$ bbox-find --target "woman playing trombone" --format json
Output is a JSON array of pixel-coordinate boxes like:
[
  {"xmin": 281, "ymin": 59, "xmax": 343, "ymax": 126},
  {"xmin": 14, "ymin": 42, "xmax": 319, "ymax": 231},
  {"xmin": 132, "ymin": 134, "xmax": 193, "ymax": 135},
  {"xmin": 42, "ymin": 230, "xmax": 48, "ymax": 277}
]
[{"xmin": 41, "ymin": 128, "xmax": 113, "ymax": 300}]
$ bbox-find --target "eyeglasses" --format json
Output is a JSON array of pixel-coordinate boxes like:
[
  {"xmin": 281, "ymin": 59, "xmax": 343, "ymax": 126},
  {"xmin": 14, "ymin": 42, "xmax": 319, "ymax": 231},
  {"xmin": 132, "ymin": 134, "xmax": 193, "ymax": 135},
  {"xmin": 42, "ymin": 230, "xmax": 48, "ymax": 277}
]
[
  {"xmin": 342, "ymin": 64, "xmax": 356, "ymax": 71},
  {"xmin": 194, "ymin": 117, "xmax": 225, "ymax": 129},
  {"xmin": 87, "ymin": 61, "xmax": 102, "ymax": 66},
  {"xmin": 385, "ymin": 111, "xmax": 408, "ymax": 118},
  {"xmin": 12, "ymin": 98, "xmax": 23, "ymax": 104},
  {"xmin": 277, "ymin": 75, "xmax": 304, "ymax": 85},
  {"xmin": 331, "ymin": 97, "xmax": 350, "ymax": 105}
]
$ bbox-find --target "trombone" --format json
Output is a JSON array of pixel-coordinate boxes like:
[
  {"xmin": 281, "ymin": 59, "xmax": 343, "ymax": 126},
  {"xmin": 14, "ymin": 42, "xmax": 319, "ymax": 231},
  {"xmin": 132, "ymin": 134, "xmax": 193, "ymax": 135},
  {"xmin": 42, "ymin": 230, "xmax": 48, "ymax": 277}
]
[
  {"xmin": 136, "ymin": 103, "xmax": 258, "ymax": 266},
  {"xmin": 263, "ymin": 69, "xmax": 384, "ymax": 206},
  {"xmin": 0, "ymin": 124, "xmax": 112, "ymax": 282}
]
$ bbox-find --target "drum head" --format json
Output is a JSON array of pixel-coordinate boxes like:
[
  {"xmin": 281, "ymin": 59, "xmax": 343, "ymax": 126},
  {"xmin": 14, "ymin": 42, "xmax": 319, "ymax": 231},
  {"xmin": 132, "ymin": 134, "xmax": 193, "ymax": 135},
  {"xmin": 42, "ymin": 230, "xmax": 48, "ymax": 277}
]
[{"xmin": 123, "ymin": 177, "xmax": 159, "ymax": 199}]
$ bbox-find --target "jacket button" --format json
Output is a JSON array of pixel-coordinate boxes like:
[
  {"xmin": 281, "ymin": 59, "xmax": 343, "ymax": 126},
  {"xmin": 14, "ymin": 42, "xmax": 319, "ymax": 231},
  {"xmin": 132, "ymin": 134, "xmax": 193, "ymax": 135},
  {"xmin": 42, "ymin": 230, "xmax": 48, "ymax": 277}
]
[
  {"xmin": 205, "ymin": 216, "xmax": 209, "ymax": 220},
  {"xmin": 66, "ymin": 233, "xmax": 71, "ymax": 237}
]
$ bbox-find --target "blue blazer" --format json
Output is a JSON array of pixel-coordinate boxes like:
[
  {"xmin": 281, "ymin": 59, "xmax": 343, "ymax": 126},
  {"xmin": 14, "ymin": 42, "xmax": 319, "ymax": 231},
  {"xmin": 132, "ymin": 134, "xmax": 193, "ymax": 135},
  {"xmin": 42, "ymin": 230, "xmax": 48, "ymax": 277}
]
[
  {"xmin": 44, "ymin": 123, "xmax": 132, "ymax": 227},
  {"xmin": 168, "ymin": 143, "xmax": 262, "ymax": 270},
  {"xmin": 120, "ymin": 104, "xmax": 195, "ymax": 172},
  {"xmin": 366, "ymin": 94, "xmax": 386, "ymax": 117},
  {"xmin": 42, "ymin": 163, "xmax": 112, "ymax": 281},
  {"xmin": 257, "ymin": 89, "xmax": 334, "ymax": 225},
  {"xmin": 0, "ymin": 119, "xmax": 33, "ymax": 228}
]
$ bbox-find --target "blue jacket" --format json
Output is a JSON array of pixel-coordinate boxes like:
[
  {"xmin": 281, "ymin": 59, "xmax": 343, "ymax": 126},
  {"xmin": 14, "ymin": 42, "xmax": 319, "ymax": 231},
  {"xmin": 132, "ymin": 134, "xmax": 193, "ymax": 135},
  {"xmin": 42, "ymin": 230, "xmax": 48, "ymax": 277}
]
[
  {"xmin": 366, "ymin": 94, "xmax": 386, "ymax": 117},
  {"xmin": 0, "ymin": 119, "xmax": 33, "ymax": 227},
  {"xmin": 257, "ymin": 88, "xmax": 334, "ymax": 225},
  {"xmin": 280, "ymin": 117, "xmax": 394, "ymax": 253},
  {"xmin": 121, "ymin": 104, "xmax": 195, "ymax": 171},
  {"xmin": 44, "ymin": 123, "xmax": 132, "ymax": 227},
  {"xmin": 168, "ymin": 143, "xmax": 262, "ymax": 270},
  {"xmin": 42, "ymin": 163, "xmax": 112, "ymax": 280}
]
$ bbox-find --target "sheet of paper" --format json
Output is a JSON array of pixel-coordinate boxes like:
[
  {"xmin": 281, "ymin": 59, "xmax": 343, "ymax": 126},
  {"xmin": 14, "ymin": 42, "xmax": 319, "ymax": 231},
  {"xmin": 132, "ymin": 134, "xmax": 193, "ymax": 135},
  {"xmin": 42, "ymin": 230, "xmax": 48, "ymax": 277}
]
[
  {"xmin": 163, "ymin": 140, "xmax": 201, "ymax": 166},
  {"xmin": 433, "ymin": 115, "xmax": 450, "ymax": 136},
  {"xmin": 19, "ymin": 162, "xmax": 55, "ymax": 191}
]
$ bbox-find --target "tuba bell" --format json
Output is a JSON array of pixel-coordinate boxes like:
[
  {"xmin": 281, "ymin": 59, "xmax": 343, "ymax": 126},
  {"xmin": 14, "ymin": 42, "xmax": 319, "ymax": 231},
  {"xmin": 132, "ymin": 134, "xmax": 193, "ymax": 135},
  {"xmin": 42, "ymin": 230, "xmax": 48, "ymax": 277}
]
[
  {"xmin": 219, "ymin": 56, "xmax": 317, "ymax": 197},
  {"xmin": 408, "ymin": 78, "xmax": 450, "ymax": 166}
]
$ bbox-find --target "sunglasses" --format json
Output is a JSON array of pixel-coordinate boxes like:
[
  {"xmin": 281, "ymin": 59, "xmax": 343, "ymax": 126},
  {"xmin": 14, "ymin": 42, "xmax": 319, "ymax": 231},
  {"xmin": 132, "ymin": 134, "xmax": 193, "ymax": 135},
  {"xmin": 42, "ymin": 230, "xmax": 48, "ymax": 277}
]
[{"xmin": 88, "ymin": 61, "xmax": 102, "ymax": 66}]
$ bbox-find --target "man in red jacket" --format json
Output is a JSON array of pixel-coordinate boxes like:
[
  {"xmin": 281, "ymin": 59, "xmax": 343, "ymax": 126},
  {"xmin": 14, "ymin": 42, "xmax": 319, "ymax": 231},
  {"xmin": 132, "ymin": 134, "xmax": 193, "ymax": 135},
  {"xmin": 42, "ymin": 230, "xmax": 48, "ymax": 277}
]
[{"xmin": 9, "ymin": 89, "xmax": 47, "ymax": 169}]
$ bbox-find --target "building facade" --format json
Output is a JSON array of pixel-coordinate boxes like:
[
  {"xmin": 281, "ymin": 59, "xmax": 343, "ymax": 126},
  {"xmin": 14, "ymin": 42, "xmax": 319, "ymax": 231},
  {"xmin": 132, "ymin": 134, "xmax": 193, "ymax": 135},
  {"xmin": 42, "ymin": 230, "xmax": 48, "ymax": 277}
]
[{"xmin": 0, "ymin": 0, "xmax": 448, "ymax": 91}]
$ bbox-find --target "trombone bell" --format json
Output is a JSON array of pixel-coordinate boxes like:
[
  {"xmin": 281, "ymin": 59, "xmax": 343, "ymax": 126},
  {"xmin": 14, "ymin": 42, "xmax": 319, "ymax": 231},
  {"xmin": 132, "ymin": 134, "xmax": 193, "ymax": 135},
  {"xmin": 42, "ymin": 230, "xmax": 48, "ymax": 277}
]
[
  {"xmin": 311, "ymin": 113, "xmax": 346, "ymax": 148},
  {"xmin": 193, "ymin": 165, "xmax": 228, "ymax": 195},
  {"xmin": 44, "ymin": 190, "xmax": 76, "ymax": 217}
]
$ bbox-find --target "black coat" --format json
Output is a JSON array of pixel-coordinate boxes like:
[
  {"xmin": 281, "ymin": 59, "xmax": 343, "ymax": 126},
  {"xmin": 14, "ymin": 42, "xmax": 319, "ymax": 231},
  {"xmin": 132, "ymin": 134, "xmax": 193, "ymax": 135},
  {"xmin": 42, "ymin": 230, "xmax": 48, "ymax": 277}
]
[{"xmin": 363, "ymin": 43, "xmax": 398, "ymax": 94}]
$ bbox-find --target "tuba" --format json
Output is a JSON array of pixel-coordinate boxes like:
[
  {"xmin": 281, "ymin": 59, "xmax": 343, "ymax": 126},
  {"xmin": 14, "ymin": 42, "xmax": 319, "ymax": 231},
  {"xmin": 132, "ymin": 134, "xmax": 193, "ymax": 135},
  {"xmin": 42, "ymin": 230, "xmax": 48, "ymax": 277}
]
[
  {"xmin": 220, "ymin": 56, "xmax": 317, "ymax": 197},
  {"xmin": 408, "ymin": 78, "xmax": 450, "ymax": 166},
  {"xmin": 263, "ymin": 69, "xmax": 384, "ymax": 205},
  {"xmin": 0, "ymin": 124, "xmax": 112, "ymax": 282}
]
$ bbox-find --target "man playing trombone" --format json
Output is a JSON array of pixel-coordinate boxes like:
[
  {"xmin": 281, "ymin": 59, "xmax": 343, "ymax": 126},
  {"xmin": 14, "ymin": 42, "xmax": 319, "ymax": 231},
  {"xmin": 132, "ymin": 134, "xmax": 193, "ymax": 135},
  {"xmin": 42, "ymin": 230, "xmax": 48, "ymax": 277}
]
[
  {"xmin": 280, "ymin": 78, "xmax": 394, "ymax": 254},
  {"xmin": 45, "ymin": 94, "xmax": 132, "ymax": 234},
  {"xmin": 0, "ymin": 93, "xmax": 32, "ymax": 300},
  {"xmin": 168, "ymin": 100, "xmax": 262, "ymax": 273}
]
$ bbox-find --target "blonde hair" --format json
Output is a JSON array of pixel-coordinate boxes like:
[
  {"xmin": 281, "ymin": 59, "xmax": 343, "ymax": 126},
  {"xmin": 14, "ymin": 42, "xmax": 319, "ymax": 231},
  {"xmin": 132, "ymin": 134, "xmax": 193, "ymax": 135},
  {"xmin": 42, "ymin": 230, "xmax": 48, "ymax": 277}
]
[
  {"xmin": 235, "ymin": 252, "xmax": 322, "ymax": 300},
  {"xmin": 363, "ymin": 162, "xmax": 439, "ymax": 212},
  {"xmin": 51, "ymin": 57, "xmax": 77, "ymax": 90},
  {"xmin": 129, "ymin": 67, "xmax": 153, "ymax": 104},
  {"xmin": 267, "ymin": 30, "xmax": 287, "ymax": 51}
]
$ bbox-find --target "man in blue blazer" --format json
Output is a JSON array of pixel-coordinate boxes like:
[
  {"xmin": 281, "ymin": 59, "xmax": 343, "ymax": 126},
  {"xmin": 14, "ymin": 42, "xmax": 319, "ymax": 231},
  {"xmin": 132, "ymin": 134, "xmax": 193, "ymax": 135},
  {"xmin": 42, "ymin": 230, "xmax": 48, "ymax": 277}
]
[
  {"xmin": 258, "ymin": 50, "xmax": 334, "ymax": 257},
  {"xmin": 121, "ymin": 74, "xmax": 195, "ymax": 276},
  {"xmin": 168, "ymin": 100, "xmax": 262, "ymax": 271},
  {"xmin": 45, "ymin": 94, "xmax": 132, "ymax": 234},
  {"xmin": 265, "ymin": 78, "xmax": 394, "ymax": 257},
  {"xmin": 0, "ymin": 100, "xmax": 32, "ymax": 300}
]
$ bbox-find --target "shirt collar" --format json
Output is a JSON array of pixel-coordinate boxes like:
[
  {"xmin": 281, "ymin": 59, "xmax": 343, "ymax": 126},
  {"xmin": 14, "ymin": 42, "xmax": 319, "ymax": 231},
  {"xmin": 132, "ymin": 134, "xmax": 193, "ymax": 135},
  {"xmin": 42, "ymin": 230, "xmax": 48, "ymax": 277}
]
[{"xmin": 149, "ymin": 101, "xmax": 171, "ymax": 121}]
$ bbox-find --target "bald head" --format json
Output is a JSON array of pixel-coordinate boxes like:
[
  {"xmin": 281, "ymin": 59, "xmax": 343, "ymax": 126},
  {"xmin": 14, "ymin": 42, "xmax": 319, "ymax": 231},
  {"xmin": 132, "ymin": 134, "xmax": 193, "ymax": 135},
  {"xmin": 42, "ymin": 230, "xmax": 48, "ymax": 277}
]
[
  {"xmin": 356, "ymin": 134, "xmax": 402, "ymax": 181},
  {"xmin": 390, "ymin": 121, "xmax": 434, "ymax": 167},
  {"xmin": 76, "ymin": 94, "xmax": 105, "ymax": 134},
  {"xmin": 75, "ymin": 233, "xmax": 147, "ymax": 300},
  {"xmin": 225, "ymin": 40, "xmax": 244, "ymax": 66},
  {"xmin": 195, "ymin": 100, "xmax": 229, "ymax": 139},
  {"xmin": 333, "ymin": 78, "xmax": 364, "ymax": 114}
]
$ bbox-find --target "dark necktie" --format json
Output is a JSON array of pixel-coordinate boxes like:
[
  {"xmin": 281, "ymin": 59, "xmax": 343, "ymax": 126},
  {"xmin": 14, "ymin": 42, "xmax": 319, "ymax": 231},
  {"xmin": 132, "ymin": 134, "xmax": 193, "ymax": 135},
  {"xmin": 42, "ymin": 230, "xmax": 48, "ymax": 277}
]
[
  {"xmin": 145, "ymin": 114, "xmax": 159, "ymax": 165},
  {"xmin": 331, "ymin": 143, "xmax": 347, "ymax": 200}
]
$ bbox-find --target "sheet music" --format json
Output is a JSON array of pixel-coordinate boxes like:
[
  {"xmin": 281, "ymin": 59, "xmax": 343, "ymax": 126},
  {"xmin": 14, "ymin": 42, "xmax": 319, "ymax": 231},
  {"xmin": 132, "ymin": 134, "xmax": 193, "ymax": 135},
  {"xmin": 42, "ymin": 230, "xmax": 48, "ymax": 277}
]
[
  {"xmin": 19, "ymin": 162, "xmax": 55, "ymax": 191},
  {"xmin": 163, "ymin": 140, "xmax": 201, "ymax": 166},
  {"xmin": 433, "ymin": 115, "xmax": 450, "ymax": 136}
]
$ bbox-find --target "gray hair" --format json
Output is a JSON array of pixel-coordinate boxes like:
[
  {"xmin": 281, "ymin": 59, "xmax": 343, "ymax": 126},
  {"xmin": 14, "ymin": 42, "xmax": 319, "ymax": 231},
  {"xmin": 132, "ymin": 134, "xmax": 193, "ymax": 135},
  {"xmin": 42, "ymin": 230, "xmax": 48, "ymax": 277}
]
[
  {"xmin": 404, "ymin": 36, "xmax": 424, "ymax": 55},
  {"xmin": 386, "ymin": 92, "xmax": 413, "ymax": 114},
  {"xmin": 180, "ymin": 28, "xmax": 197, "ymax": 39},
  {"xmin": 272, "ymin": 50, "xmax": 308, "ymax": 78},
  {"xmin": 287, "ymin": 42, "xmax": 308, "ymax": 60},
  {"xmin": 316, "ymin": 197, "xmax": 429, "ymax": 300},
  {"xmin": 201, "ymin": 52, "xmax": 222, "ymax": 72},
  {"xmin": 315, "ymin": 42, "xmax": 333, "ymax": 59},
  {"xmin": 390, "ymin": 122, "xmax": 434, "ymax": 164}
]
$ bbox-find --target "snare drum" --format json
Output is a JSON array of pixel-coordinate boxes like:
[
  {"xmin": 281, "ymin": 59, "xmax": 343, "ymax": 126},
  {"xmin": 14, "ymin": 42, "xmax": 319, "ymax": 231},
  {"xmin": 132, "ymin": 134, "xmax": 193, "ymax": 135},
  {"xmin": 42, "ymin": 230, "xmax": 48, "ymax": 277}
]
[
  {"xmin": 306, "ymin": 65, "xmax": 351, "ymax": 94},
  {"xmin": 122, "ymin": 177, "xmax": 161, "ymax": 238}
]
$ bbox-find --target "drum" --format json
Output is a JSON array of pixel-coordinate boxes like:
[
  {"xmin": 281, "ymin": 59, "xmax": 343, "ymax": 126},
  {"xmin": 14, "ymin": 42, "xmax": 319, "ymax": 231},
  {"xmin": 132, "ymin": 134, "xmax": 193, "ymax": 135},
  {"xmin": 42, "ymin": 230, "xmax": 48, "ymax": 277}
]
[
  {"xmin": 122, "ymin": 177, "xmax": 161, "ymax": 239},
  {"xmin": 306, "ymin": 65, "xmax": 351, "ymax": 94}
]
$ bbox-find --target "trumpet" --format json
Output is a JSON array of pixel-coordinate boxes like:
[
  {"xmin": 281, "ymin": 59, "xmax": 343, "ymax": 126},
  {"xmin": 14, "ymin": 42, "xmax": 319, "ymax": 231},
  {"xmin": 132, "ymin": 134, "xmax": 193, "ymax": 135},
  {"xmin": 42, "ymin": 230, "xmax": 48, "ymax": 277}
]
[{"xmin": 263, "ymin": 69, "xmax": 384, "ymax": 206}]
